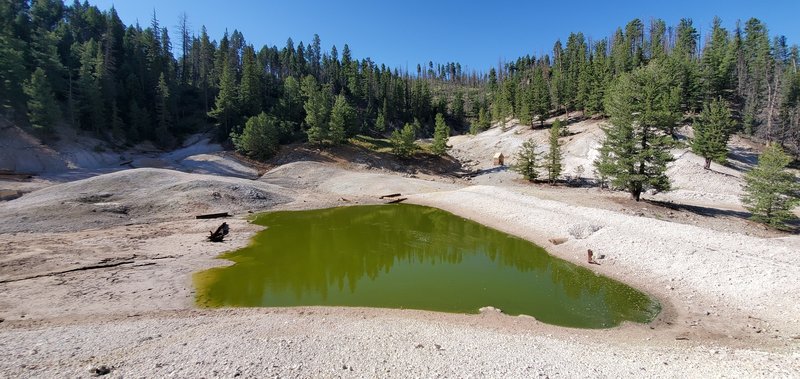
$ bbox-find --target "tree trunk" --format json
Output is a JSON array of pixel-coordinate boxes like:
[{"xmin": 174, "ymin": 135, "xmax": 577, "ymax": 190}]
[{"xmin": 631, "ymin": 188, "xmax": 641, "ymax": 201}]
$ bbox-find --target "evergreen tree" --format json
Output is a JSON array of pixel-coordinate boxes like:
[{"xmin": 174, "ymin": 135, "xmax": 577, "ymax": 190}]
[
  {"xmin": 451, "ymin": 91, "xmax": 464, "ymax": 123},
  {"xmin": 231, "ymin": 112, "xmax": 280, "ymax": 160},
  {"xmin": 513, "ymin": 138, "xmax": 540, "ymax": 181},
  {"xmin": 390, "ymin": 122, "xmax": 417, "ymax": 157},
  {"xmin": 741, "ymin": 18, "xmax": 771, "ymax": 136},
  {"xmin": 701, "ymin": 17, "xmax": 733, "ymax": 101},
  {"xmin": 587, "ymin": 40, "xmax": 611, "ymax": 114},
  {"xmin": 274, "ymin": 76, "xmax": 304, "ymax": 140},
  {"xmin": 517, "ymin": 84, "xmax": 533, "ymax": 125},
  {"xmin": 328, "ymin": 93, "xmax": 353, "ymax": 144},
  {"xmin": 649, "ymin": 19, "xmax": 667, "ymax": 61},
  {"xmin": 692, "ymin": 98, "xmax": 734, "ymax": 169},
  {"xmin": 625, "ymin": 19, "xmax": 645, "ymax": 68},
  {"xmin": 154, "ymin": 73, "xmax": 175, "ymax": 147},
  {"xmin": 544, "ymin": 119, "xmax": 563, "ymax": 183},
  {"xmin": 473, "ymin": 106, "xmax": 490, "ymax": 134},
  {"xmin": 531, "ymin": 65, "xmax": 550, "ymax": 126},
  {"xmin": 432, "ymin": 112, "xmax": 449, "ymax": 155},
  {"xmin": 595, "ymin": 62, "xmax": 678, "ymax": 201},
  {"xmin": 674, "ymin": 18, "xmax": 699, "ymax": 59},
  {"xmin": 0, "ymin": 35, "xmax": 26, "ymax": 111},
  {"xmin": 23, "ymin": 67, "xmax": 60, "ymax": 132},
  {"xmin": 238, "ymin": 45, "xmax": 263, "ymax": 117},
  {"xmin": 208, "ymin": 57, "xmax": 238, "ymax": 138},
  {"xmin": 741, "ymin": 144, "xmax": 800, "ymax": 229},
  {"xmin": 302, "ymin": 75, "xmax": 332, "ymax": 144},
  {"xmin": 375, "ymin": 98, "xmax": 387, "ymax": 133},
  {"xmin": 76, "ymin": 39, "xmax": 104, "ymax": 133}
]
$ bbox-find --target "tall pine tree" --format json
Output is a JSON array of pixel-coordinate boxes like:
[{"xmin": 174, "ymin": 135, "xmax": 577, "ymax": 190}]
[
  {"xmin": 692, "ymin": 98, "xmax": 734, "ymax": 169},
  {"xmin": 595, "ymin": 62, "xmax": 679, "ymax": 201}
]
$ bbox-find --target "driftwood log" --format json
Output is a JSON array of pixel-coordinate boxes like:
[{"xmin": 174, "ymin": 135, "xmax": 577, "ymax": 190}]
[
  {"xmin": 208, "ymin": 222, "xmax": 229, "ymax": 242},
  {"xmin": 379, "ymin": 193, "xmax": 402, "ymax": 199},
  {"xmin": 196, "ymin": 212, "xmax": 230, "ymax": 219}
]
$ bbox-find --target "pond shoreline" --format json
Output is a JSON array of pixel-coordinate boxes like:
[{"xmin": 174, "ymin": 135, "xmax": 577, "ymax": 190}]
[{"xmin": 1, "ymin": 165, "xmax": 798, "ymax": 377}]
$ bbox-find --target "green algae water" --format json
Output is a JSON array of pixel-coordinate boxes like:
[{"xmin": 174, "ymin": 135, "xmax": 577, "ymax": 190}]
[{"xmin": 194, "ymin": 204, "xmax": 659, "ymax": 328}]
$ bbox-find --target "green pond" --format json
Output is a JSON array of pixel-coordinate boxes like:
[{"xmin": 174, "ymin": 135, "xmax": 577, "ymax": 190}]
[{"xmin": 194, "ymin": 204, "xmax": 660, "ymax": 328}]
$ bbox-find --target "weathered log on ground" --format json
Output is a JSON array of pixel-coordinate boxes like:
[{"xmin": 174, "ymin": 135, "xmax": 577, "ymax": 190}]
[
  {"xmin": 196, "ymin": 212, "xmax": 230, "ymax": 219},
  {"xmin": 386, "ymin": 197, "xmax": 407, "ymax": 204},
  {"xmin": 379, "ymin": 193, "xmax": 402, "ymax": 199},
  {"xmin": 208, "ymin": 222, "xmax": 229, "ymax": 242}
]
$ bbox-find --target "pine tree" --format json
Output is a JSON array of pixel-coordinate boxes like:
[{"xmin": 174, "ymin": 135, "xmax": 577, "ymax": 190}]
[
  {"xmin": 432, "ymin": 112, "xmax": 449, "ymax": 155},
  {"xmin": 23, "ymin": 67, "xmax": 60, "ymax": 132},
  {"xmin": 208, "ymin": 57, "xmax": 238, "ymax": 138},
  {"xmin": 231, "ymin": 112, "xmax": 280, "ymax": 160},
  {"xmin": 595, "ymin": 62, "xmax": 678, "ymax": 201},
  {"xmin": 531, "ymin": 65, "xmax": 551, "ymax": 126},
  {"xmin": 741, "ymin": 18, "xmax": 771, "ymax": 136},
  {"xmin": 154, "ymin": 73, "xmax": 175, "ymax": 147},
  {"xmin": 611, "ymin": 28, "xmax": 630, "ymax": 75},
  {"xmin": 451, "ymin": 90, "xmax": 464, "ymax": 123},
  {"xmin": 741, "ymin": 144, "xmax": 800, "ymax": 229},
  {"xmin": 390, "ymin": 122, "xmax": 417, "ymax": 157},
  {"xmin": 238, "ymin": 45, "xmax": 263, "ymax": 117},
  {"xmin": 701, "ymin": 17, "xmax": 733, "ymax": 101},
  {"xmin": 513, "ymin": 138, "xmax": 540, "ymax": 181},
  {"xmin": 302, "ymin": 75, "xmax": 332, "ymax": 144},
  {"xmin": 0, "ymin": 35, "xmax": 27, "ymax": 111},
  {"xmin": 328, "ymin": 93, "xmax": 353, "ymax": 144},
  {"xmin": 274, "ymin": 76, "xmax": 304, "ymax": 140},
  {"xmin": 517, "ymin": 84, "xmax": 532, "ymax": 125},
  {"xmin": 472, "ymin": 106, "xmax": 490, "ymax": 134},
  {"xmin": 544, "ymin": 119, "xmax": 563, "ymax": 183},
  {"xmin": 649, "ymin": 19, "xmax": 667, "ymax": 62},
  {"xmin": 77, "ymin": 39, "xmax": 104, "ymax": 133},
  {"xmin": 692, "ymin": 98, "xmax": 734, "ymax": 169},
  {"xmin": 375, "ymin": 103, "xmax": 386, "ymax": 133},
  {"xmin": 587, "ymin": 40, "xmax": 611, "ymax": 115}
]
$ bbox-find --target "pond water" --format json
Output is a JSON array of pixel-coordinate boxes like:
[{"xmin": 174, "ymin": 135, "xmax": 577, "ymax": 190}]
[{"xmin": 194, "ymin": 204, "xmax": 660, "ymax": 328}]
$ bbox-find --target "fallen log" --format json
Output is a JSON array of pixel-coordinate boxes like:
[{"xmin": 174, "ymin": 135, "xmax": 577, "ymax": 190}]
[
  {"xmin": 379, "ymin": 193, "xmax": 402, "ymax": 199},
  {"xmin": 208, "ymin": 222, "xmax": 229, "ymax": 242},
  {"xmin": 119, "ymin": 160, "xmax": 133, "ymax": 166},
  {"xmin": 386, "ymin": 197, "xmax": 407, "ymax": 204},
  {"xmin": 196, "ymin": 212, "xmax": 230, "ymax": 219}
]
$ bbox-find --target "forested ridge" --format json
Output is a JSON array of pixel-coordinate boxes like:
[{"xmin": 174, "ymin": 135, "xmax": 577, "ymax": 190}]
[{"xmin": 2, "ymin": 1, "xmax": 799, "ymax": 159}]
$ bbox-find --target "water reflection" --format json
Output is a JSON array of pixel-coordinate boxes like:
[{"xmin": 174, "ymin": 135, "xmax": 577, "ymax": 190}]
[{"xmin": 194, "ymin": 204, "xmax": 659, "ymax": 328}]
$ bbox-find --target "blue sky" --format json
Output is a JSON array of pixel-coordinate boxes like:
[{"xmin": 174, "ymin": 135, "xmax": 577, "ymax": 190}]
[{"xmin": 89, "ymin": 0, "xmax": 799, "ymax": 72}]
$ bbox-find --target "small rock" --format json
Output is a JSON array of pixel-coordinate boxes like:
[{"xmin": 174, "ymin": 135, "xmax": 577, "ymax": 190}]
[
  {"xmin": 415, "ymin": 344, "xmax": 424, "ymax": 349},
  {"xmin": 89, "ymin": 365, "xmax": 111, "ymax": 376},
  {"xmin": 479, "ymin": 306, "xmax": 503, "ymax": 314}
]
